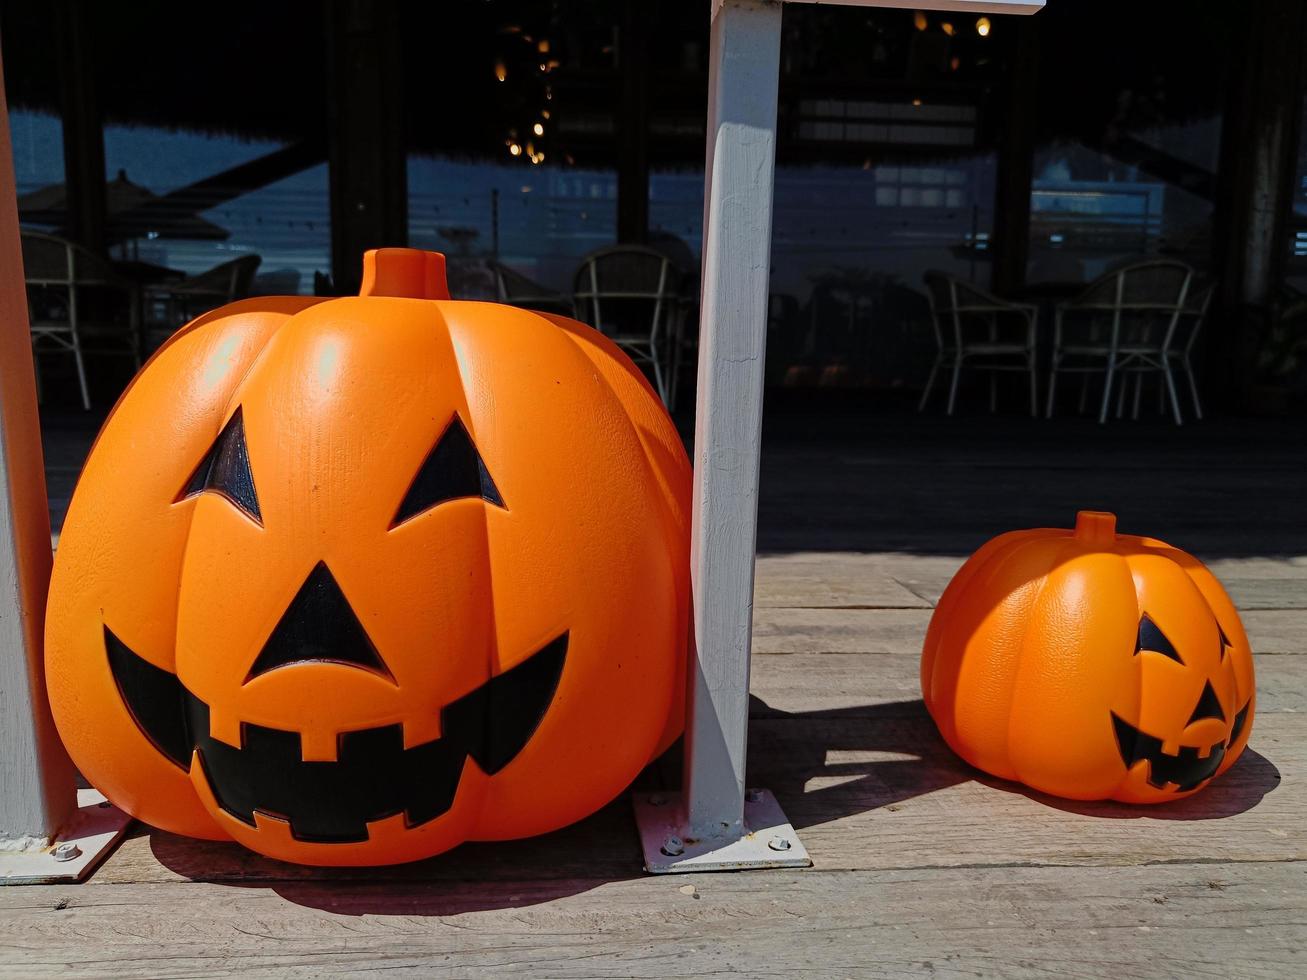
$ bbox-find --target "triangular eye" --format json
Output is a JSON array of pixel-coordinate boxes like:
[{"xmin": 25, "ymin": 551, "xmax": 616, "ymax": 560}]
[
  {"xmin": 1135, "ymin": 614, "xmax": 1183, "ymax": 663},
  {"xmin": 392, "ymin": 415, "xmax": 504, "ymax": 527},
  {"xmin": 179, "ymin": 408, "xmax": 262, "ymax": 525}
]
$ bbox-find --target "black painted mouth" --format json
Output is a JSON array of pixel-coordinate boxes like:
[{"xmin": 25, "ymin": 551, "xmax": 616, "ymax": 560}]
[
  {"xmin": 1111, "ymin": 701, "xmax": 1250, "ymax": 792},
  {"xmin": 105, "ymin": 627, "xmax": 567, "ymax": 843}
]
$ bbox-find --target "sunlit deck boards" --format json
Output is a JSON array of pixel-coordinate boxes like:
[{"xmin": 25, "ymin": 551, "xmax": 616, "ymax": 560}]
[
  {"xmin": 1, "ymin": 547, "xmax": 1302, "ymax": 978},
  {"xmin": 4, "ymin": 413, "xmax": 1304, "ymax": 976}
]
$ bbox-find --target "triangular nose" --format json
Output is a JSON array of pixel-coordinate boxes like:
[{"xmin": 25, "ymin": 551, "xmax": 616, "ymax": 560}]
[
  {"xmin": 1187, "ymin": 680, "xmax": 1226, "ymax": 725},
  {"xmin": 245, "ymin": 562, "xmax": 392, "ymax": 683}
]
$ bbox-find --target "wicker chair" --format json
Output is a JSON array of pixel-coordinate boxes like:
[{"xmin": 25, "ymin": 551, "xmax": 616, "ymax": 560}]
[
  {"xmin": 920, "ymin": 271, "xmax": 1038, "ymax": 416},
  {"xmin": 1046, "ymin": 259, "xmax": 1199, "ymax": 425},
  {"xmin": 21, "ymin": 230, "xmax": 139, "ymax": 410}
]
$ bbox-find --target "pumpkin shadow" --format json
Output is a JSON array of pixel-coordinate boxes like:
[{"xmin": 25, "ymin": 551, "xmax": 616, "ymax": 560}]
[
  {"xmin": 984, "ymin": 747, "xmax": 1282, "ymax": 820},
  {"xmin": 147, "ymin": 801, "xmax": 645, "ymax": 916},
  {"xmin": 146, "ymin": 695, "xmax": 1281, "ymax": 916},
  {"xmin": 743, "ymin": 695, "xmax": 974, "ymax": 830},
  {"xmin": 743, "ymin": 695, "xmax": 1282, "ymax": 831}
]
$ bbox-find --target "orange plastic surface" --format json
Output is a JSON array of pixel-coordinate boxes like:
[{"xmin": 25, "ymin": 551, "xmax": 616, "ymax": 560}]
[
  {"xmin": 45, "ymin": 249, "xmax": 691, "ymax": 865},
  {"xmin": 921, "ymin": 511, "xmax": 1256, "ymax": 803}
]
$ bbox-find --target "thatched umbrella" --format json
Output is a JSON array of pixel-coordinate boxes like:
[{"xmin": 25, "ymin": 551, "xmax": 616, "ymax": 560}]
[{"xmin": 17, "ymin": 169, "xmax": 229, "ymax": 243}]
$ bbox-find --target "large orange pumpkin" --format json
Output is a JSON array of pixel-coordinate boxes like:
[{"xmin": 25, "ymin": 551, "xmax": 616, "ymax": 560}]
[
  {"xmin": 921, "ymin": 511, "xmax": 1255, "ymax": 803},
  {"xmin": 46, "ymin": 248, "xmax": 690, "ymax": 865}
]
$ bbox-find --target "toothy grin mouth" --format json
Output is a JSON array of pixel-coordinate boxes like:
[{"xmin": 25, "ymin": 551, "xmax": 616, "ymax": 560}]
[
  {"xmin": 1110, "ymin": 702, "xmax": 1250, "ymax": 792},
  {"xmin": 105, "ymin": 626, "xmax": 567, "ymax": 843}
]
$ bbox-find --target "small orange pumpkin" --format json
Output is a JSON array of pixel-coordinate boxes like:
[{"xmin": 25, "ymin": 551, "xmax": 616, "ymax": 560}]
[
  {"xmin": 46, "ymin": 248, "xmax": 690, "ymax": 865},
  {"xmin": 921, "ymin": 511, "xmax": 1255, "ymax": 803}
]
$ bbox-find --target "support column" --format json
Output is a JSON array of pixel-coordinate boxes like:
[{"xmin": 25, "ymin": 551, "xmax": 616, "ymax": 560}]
[
  {"xmin": 617, "ymin": 4, "xmax": 651, "ymax": 244},
  {"xmin": 990, "ymin": 15, "xmax": 1038, "ymax": 296},
  {"xmin": 325, "ymin": 0, "xmax": 407, "ymax": 295},
  {"xmin": 1212, "ymin": 0, "xmax": 1307, "ymax": 405},
  {"xmin": 0, "ymin": 49, "xmax": 130, "ymax": 885},
  {"xmin": 52, "ymin": 0, "xmax": 106, "ymax": 253},
  {"xmin": 0, "ymin": 54, "xmax": 75, "ymax": 847},
  {"xmin": 633, "ymin": 0, "xmax": 809, "ymax": 874}
]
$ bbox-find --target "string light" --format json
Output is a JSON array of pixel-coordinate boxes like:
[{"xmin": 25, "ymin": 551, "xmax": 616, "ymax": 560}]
[
  {"xmin": 494, "ymin": 59, "xmax": 507, "ymax": 82},
  {"xmin": 976, "ymin": 17, "xmax": 992, "ymax": 37},
  {"xmin": 533, "ymin": 122, "xmax": 545, "ymax": 136},
  {"xmin": 509, "ymin": 143, "xmax": 522, "ymax": 157},
  {"xmin": 913, "ymin": 10, "xmax": 927, "ymax": 31},
  {"xmin": 940, "ymin": 21, "xmax": 954, "ymax": 36}
]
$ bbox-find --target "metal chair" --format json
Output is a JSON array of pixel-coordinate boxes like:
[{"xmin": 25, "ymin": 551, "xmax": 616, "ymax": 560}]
[
  {"xmin": 1046, "ymin": 259, "xmax": 1196, "ymax": 425},
  {"xmin": 573, "ymin": 245, "xmax": 686, "ymax": 406},
  {"xmin": 21, "ymin": 230, "xmax": 139, "ymax": 410},
  {"xmin": 150, "ymin": 253, "xmax": 261, "ymax": 321},
  {"xmin": 920, "ymin": 271, "xmax": 1038, "ymax": 416},
  {"xmin": 489, "ymin": 259, "xmax": 573, "ymax": 315}
]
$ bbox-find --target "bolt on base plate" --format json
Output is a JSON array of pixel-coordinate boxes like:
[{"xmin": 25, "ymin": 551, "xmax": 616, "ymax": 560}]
[
  {"xmin": 0, "ymin": 789, "xmax": 132, "ymax": 885},
  {"xmin": 633, "ymin": 788, "xmax": 812, "ymax": 874}
]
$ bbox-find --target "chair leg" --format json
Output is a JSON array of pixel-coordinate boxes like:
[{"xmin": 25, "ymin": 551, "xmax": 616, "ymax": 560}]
[
  {"xmin": 1028, "ymin": 356, "xmax": 1038, "ymax": 418},
  {"xmin": 1162, "ymin": 361, "xmax": 1183, "ymax": 426},
  {"xmin": 1045, "ymin": 359, "xmax": 1059, "ymax": 418},
  {"xmin": 946, "ymin": 356, "xmax": 964, "ymax": 416},
  {"xmin": 1098, "ymin": 356, "xmax": 1117, "ymax": 425},
  {"xmin": 71, "ymin": 335, "xmax": 91, "ymax": 412},
  {"xmin": 667, "ymin": 344, "xmax": 680, "ymax": 414},
  {"xmin": 650, "ymin": 350, "xmax": 669, "ymax": 407},
  {"xmin": 1183, "ymin": 356, "xmax": 1203, "ymax": 421},
  {"xmin": 1077, "ymin": 373, "xmax": 1090, "ymax": 415},
  {"xmin": 1131, "ymin": 372, "xmax": 1143, "ymax": 420},
  {"xmin": 31, "ymin": 346, "xmax": 44, "ymax": 405},
  {"xmin": 1115, "ymin": 373, "xmax": 1128, "ymax": 419},
  {"xmin": 918, "ymin": 353, "xmax": 942, "ymax": 413}
]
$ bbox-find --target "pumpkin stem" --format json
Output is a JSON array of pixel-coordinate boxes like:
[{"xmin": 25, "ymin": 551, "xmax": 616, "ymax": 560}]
[
  {"xmin": 359, "ymin": 248, "xmax": 450, "ymax": 300},
  {"xmin": 1074, "ymin": 510, "xmax": 1117, "ymax": 544}
]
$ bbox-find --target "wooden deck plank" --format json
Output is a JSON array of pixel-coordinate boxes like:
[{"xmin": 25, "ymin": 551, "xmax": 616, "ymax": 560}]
[
  {"xmin": 2, "ymin": 862, "xmax": 1303, "ymax": 979},
  {"xmin": 751, "ymin": 606, "xmax": 1307, "ymax": 655},
  {"xmin": 751, "ymin": 711, "xmax": 1299, "ymax": 870},
  {"xmin": 10, "ymin": 528, "xmax": 1304, "ymax": 975},
  {"xmin": 756, "ymin": 553, "xmax": 1307, "ymax": 611},
  {"xmin": 748, "ymin": 652, "xmax": 1307, "ymax": 715},
  {"xmin": 88, "ymin": 650, "xmax": 1301, "ymax": 886}
]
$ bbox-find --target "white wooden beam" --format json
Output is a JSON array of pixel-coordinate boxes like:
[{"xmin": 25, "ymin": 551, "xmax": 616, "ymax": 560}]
[
  {"xmin": 636, "ymin": 0, "xmax": 810, "ymax": 873},
  {"xmin": 0, "ymin": 45, "xmax": 131, "ymax": 883},
  {"xmin": 0, "ymin": 45, "xmax": 77, "ymax": 847},
  {"xmin": 780, "ymin": 0, "xmax": 1043, "ymax": 13},
  {"xmin": 685, "ymin": 0, "xmax": 783, "ymax": 840},
  {"xmin": 639, "ymin": 0, "xmax": 1045, "ymax": 873}
]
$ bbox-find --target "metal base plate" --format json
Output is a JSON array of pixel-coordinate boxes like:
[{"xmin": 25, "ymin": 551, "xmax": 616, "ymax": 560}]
[
  {"xmin": 633, "ymin": 788, "xmax": 812, "ymax": 873},
  {"xmin": 0, "ymin": 789, "xmax": 132, "ymax": 885}
]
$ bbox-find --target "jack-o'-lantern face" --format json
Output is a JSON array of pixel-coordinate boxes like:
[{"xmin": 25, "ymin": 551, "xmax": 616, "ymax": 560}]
[
  {"xmin": 922, "ymin": 511, "xmax": 1256, "ymax": 804},
  {"xmin": 1109, "ymin": 611, "xmax": 1251, "ymax": 796},
  {"xmin": 47, "ymin": 249, "xmax": 691, "ymax": 865}
]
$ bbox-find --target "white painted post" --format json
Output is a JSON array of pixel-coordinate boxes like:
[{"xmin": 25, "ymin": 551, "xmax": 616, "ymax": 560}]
[
  {"xmin": 0, "ymin": 47, "xmax": 132, "ymax": 884},
  {"xmin": 635, "ymin": 0, "xmax": 809, "ymax": 872},
  {"xmin": 685, "ymin": 0, "xmax": 783, "ymax": 840},
  {"xmin": 636, "ymin": 0, "xmax": 1043, "ymax": 873},
  {"xmin": 0, "ymin": 50, "xmax": 77, "ymax": 849}
]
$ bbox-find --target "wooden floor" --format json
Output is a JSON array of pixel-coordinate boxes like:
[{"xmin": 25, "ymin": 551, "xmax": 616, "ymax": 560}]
[{"xmin": 6, "ymin": 409, "xmax": 1306, "ymax": 977}]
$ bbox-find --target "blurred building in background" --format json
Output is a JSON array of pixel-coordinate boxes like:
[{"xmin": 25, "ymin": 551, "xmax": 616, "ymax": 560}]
[{"xmin": 4, "ymin": 0, "xmax": 1306, "ymax": 411}]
